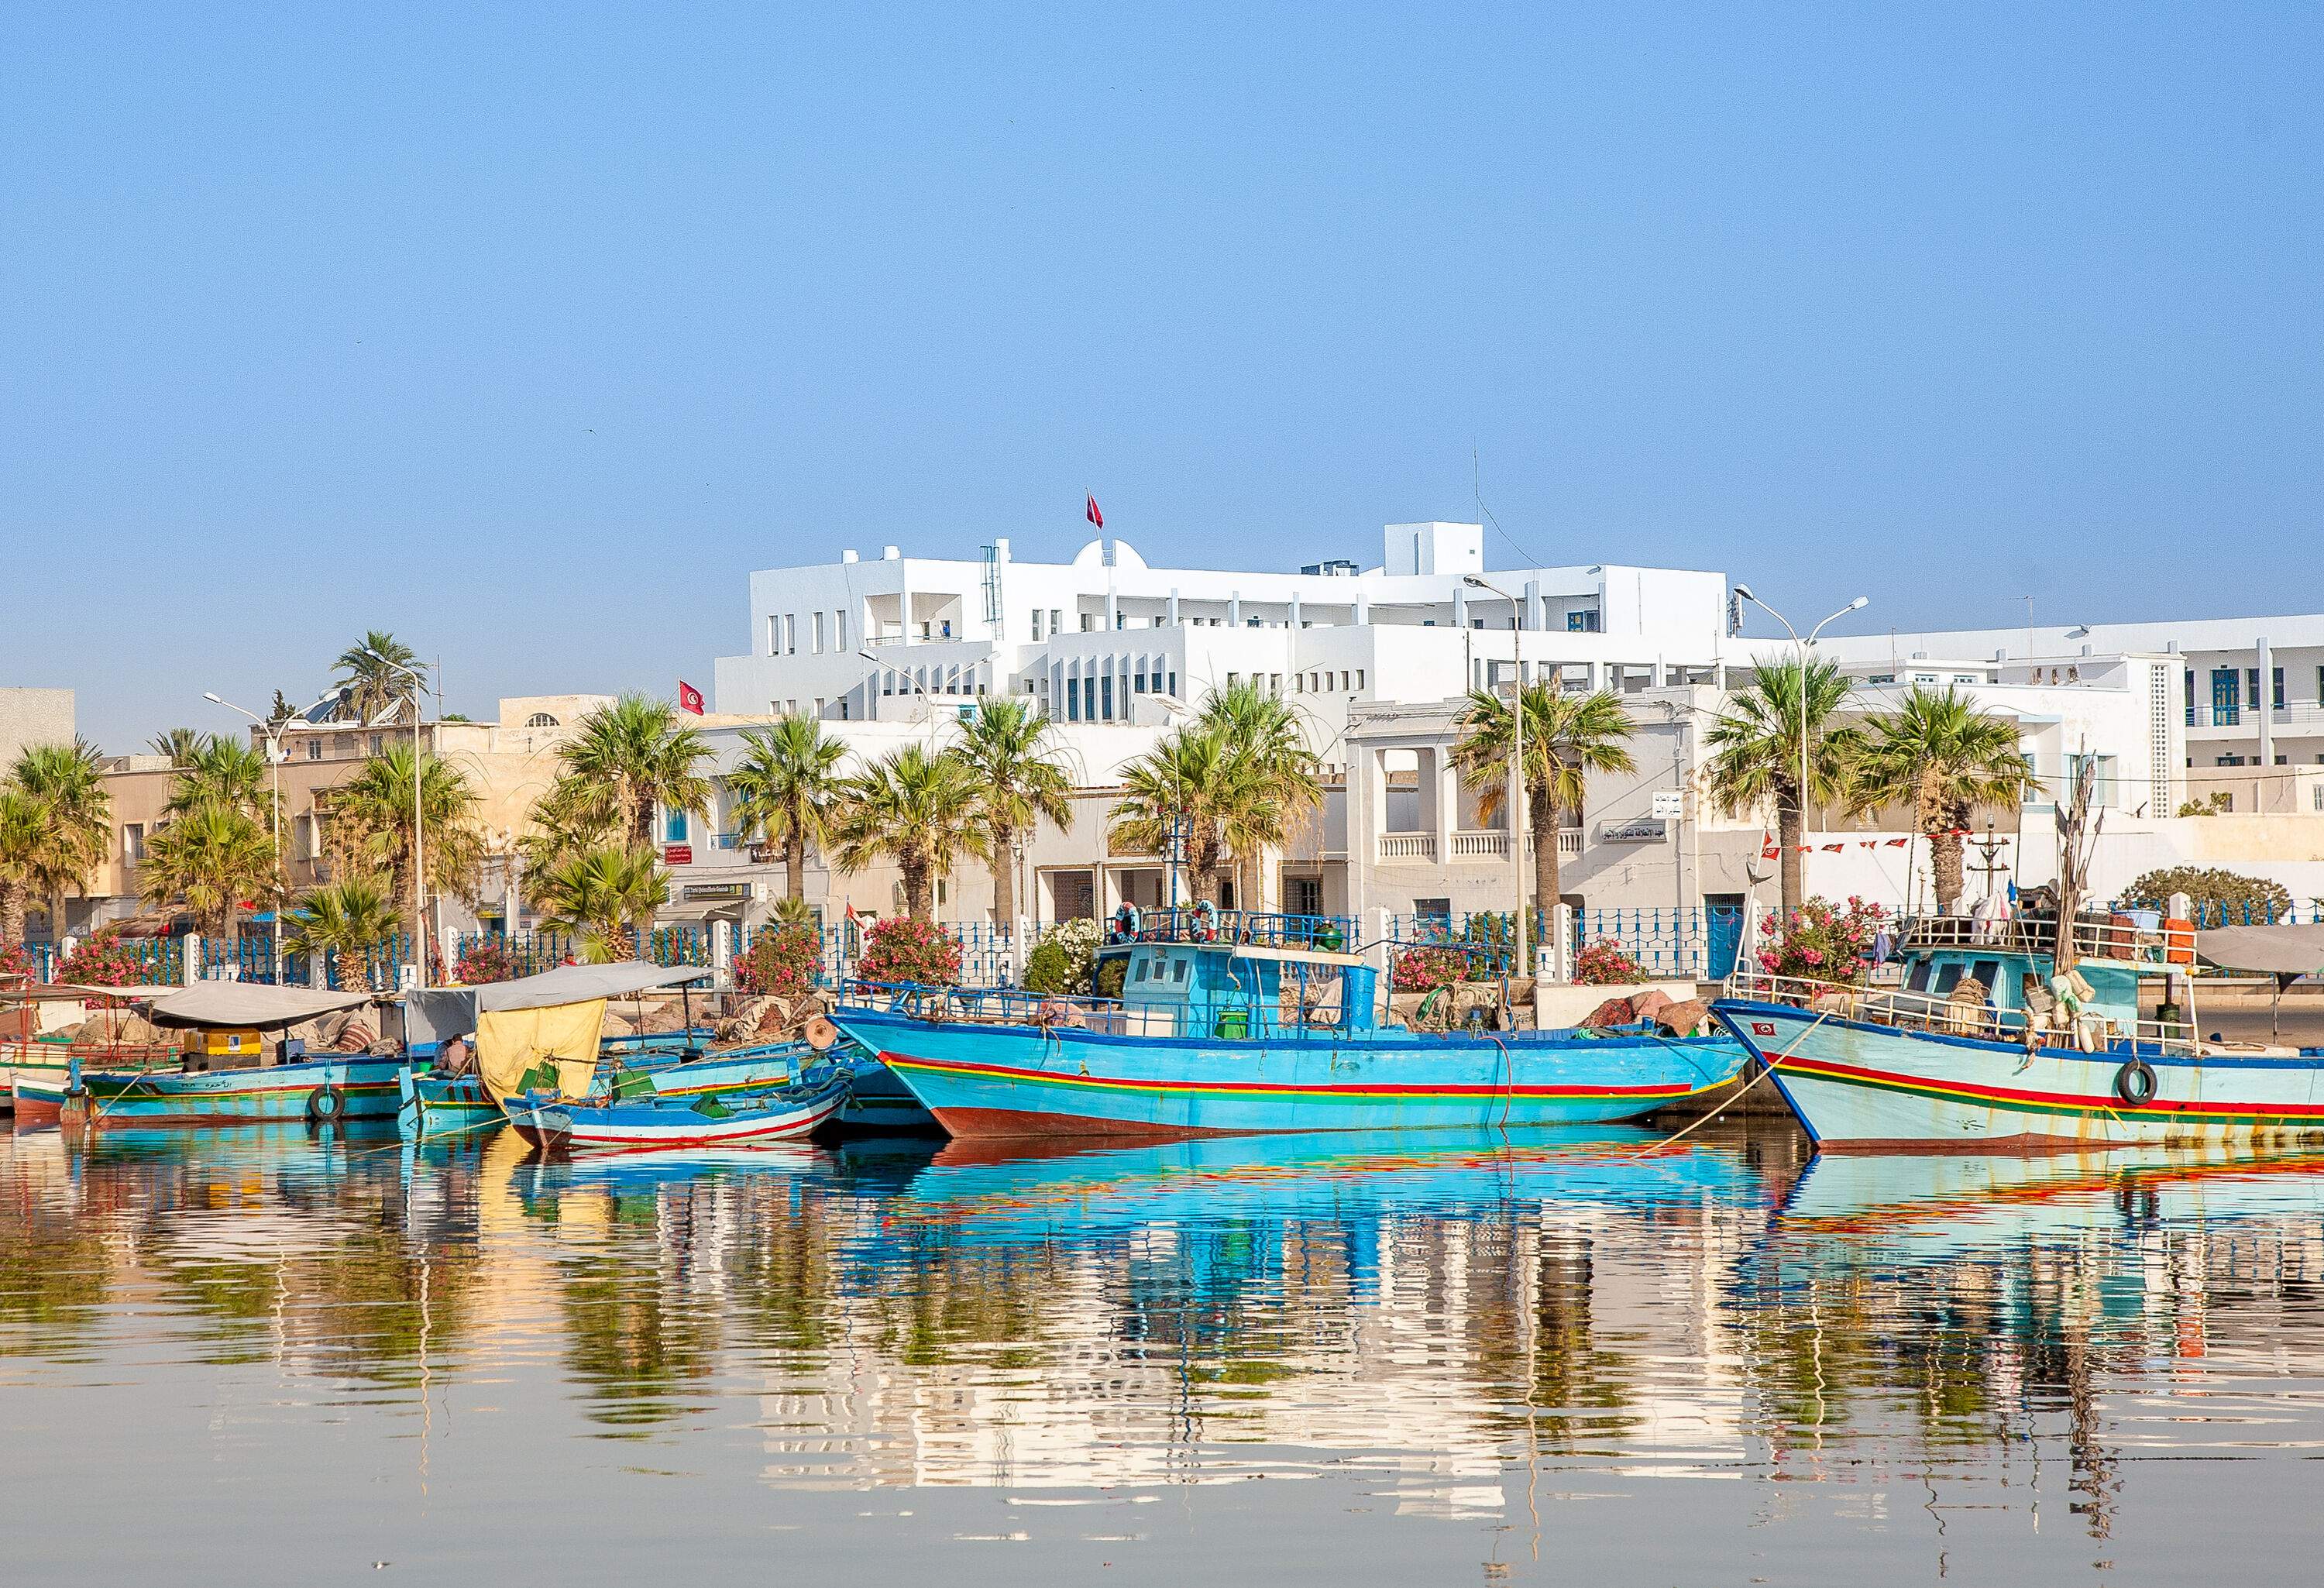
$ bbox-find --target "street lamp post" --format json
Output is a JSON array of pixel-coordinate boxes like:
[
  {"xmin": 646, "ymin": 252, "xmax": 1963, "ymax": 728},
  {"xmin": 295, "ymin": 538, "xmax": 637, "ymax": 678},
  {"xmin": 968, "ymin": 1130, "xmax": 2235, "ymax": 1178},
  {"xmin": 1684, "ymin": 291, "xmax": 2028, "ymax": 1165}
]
[
  {"xmin": 1731, "ymin": 588, "xmax": 1868, "ymax": 906},
  {"xmin": 365, "ymin": 650, "xmax": 434, "ymax": 989},
  {"xmin": 1464, "ymin": 576, "xmax": 1529, "ymax": 980}
]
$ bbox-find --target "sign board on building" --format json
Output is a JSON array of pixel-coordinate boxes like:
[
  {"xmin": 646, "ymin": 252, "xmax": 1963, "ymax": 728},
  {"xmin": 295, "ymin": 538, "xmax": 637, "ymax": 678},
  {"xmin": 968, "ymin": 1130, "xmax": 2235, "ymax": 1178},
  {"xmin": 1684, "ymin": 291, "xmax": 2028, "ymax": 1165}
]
[
  {"xmin": 682, "ymin": 882, "xmax": 748, "ymax": 901},
  {"xmin": 1598, "ymin": 816, "xmax": 1669, "ymax": 844},
  {"xmin": 1650, "ymin": 789, "xmax": 1684, "ymax": 820},
  {"xmin": 663, "ymin": 844, "xmax": 693, "ymax": 866}
]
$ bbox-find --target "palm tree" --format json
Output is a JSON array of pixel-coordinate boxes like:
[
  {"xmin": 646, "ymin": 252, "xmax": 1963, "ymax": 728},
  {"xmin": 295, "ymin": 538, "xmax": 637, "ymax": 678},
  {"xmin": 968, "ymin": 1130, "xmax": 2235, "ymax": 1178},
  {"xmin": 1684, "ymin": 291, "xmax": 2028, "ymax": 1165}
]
[
  {"xmin": 163, "ymin": 734, "xmax": 273, "ymax": 821},
  {"xmin": 333, "ymin": 631, "xmax": 420, "ymax": 725},
  {"xmin": 1195, "ymin": 682, "xmax": 1322, "ymax": 913},
  {"xmin": 556, "ymin": 694, "xmax": 713, "ymax": 848},
  {"xmin": 1110, "ymin": 726, "xmax": 1244, "ymax": 907},
  {"xmin": 951, "ymin": 699, "xmax": 1074, "ymax": 924},
  {"xmin": 148, "ymin": 728, "xmax": 205, "ymax": 766},
  {"xmin": 517, "ymin": 772, "xmax": 621, "ymax": 875},
  {"xmin": 531, "ymin": 844, "xmax": 669, "ymax": 962},
  {"xmin": 0, "ymin": 789, "xmax": 44, "ymax": 947},
  {"xmin": 1703, "ymin": 656, "xmax": 1862, "ymax": 915},
  {"xmin": 325, "ymin": 742, "xmax": 486, "ymax": 939},
  {"xmin": 827, "ymin": 744, "xmax": 983, "ymax": 920},
  {"xmin": 727, "ymin": 714, "xmax": 848, "ymax": 904},
  {"xmin": 1852, "ymin": 686, "xmax": 2034, "ymax": 914},
  {"xmin": 12, "ymin": 741, "xmax": 112, "ymax": 947},
  {"xmin": 1450, "ymin": 686, "xmax": 1638, "ymax": 920},
  {"xmin": 284, "ymin": 877, "xmax": 401, "ymax": 988},
  {"xmin": 138, "ymin": 798, "xmax": 278, "ymax": 940}
]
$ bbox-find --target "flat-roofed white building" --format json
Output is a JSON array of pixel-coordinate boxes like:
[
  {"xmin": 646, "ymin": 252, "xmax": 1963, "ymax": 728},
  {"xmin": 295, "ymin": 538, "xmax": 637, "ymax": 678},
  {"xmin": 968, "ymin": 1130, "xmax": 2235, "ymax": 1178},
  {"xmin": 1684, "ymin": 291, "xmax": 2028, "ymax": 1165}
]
[{"xmin": 711, "ymin": 523, "xmax": 1739, "ymax": 765}]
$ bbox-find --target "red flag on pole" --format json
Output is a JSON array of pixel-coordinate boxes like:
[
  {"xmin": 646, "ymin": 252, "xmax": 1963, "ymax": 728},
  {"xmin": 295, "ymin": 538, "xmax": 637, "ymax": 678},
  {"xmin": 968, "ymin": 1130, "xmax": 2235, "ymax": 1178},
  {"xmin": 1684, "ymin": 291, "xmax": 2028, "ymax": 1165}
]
[
  {"xmin": 1761, "ymin": 831, "xmax": 1779, "ymax": 861},
  {"xmin": 1085, "ymin": 493, "xmax": 1104, "ymax": 530},
  {"xmin": 677, "ymin": 681, "xmax": 705, "ymax": 716}
]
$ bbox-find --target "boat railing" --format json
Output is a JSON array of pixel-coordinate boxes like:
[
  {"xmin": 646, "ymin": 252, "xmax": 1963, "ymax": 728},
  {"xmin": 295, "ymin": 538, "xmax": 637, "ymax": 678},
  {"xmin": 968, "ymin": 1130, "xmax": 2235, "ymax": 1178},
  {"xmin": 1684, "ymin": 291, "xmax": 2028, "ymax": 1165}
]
[
  {"xmin": 1105, "ymin": 909, "xmax": 1353, "ymax": 954},
  {"xmin": 1727, "ymin": 966, "xmax": 2196, "ymax": 1055},
  {"xmin": 1897, "ymin": 912, "xmax": 2180, "ymax": 967},
  {"xmin": 844, "ymin": 979, "xmax": 1358, "ymax": 1040}
]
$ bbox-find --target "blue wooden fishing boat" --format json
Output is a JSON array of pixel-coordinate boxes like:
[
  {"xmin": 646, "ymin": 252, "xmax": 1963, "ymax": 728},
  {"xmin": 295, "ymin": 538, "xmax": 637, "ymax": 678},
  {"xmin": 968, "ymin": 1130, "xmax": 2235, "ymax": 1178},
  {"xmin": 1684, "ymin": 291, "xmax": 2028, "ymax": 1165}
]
[
  {"xmin": 504, "ymin": 1068, "xmax": 851, "ymax": 1152},
  {"xmin": 1712, "ymin": 913, "xmax": 2324, "ymax": 1152},
  {"xmin": 397, "ymin": 1041, "xmax": 810, "ymax": 1138},
  {"xmin": 62, "ymin": 982, "xmax": 404, "ymax": 1129},
  {"xmin": 833, "ymin": 912, "xmax": 1745, "ymax": 1140}
]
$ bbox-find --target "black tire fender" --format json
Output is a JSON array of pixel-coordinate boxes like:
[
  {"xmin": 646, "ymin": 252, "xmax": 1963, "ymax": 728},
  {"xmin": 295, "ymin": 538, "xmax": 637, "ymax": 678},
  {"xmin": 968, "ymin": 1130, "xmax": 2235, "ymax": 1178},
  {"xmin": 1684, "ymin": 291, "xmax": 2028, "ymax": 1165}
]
[
  {"xmin": 307, "ymin": 1083, "xmax": 346, "ymax": 1122},
  {"xmin": 2113, "ymin": 1057, "xmax": 2158, "ymax": 1106}
]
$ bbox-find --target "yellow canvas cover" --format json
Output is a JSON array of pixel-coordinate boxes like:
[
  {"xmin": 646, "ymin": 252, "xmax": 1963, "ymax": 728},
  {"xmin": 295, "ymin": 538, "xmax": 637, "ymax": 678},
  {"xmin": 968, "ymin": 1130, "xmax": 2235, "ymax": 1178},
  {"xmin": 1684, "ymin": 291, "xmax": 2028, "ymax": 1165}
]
[{"xmin": 477, "ymin": 998, "xmax": 607, "ymax": 1103}]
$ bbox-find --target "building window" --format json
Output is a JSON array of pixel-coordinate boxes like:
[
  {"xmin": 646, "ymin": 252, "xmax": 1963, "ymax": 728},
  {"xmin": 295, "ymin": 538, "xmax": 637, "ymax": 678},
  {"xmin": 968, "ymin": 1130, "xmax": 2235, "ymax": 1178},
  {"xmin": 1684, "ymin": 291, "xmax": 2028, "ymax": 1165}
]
[
  {"xmin": 1167, "ymin": 672, "xmax": 1177, "ymax": 696},
  {"xmin": 369, "ymin": 734, "xmax": 385, "ymax": 757},
  {"xmin": 664, "ymin": 808, "xmax": 689, "ymax": 844},
  {"xmin": 1355, "ymin": 670, "xmax": 1365, "ymax": 691},
  {"xmin": 122, "ymin": 823, "xmax": 145, "ymax": 863},
  {"xmin": 812, "ymin": 612, "xmax": 825, "ymax": 654},
  {"xmin": 768, "ymin": 615, "xmax": 780, "ymax": 655},
  {"xmin": 1051, "ymin": 609, "xmax": 1062, "ymax": 637},
  {"xmin": 1080, "ymin": 613, "xmax": 1094, "ymax": 633},
  {"xmin": 294, "ymin": 814, "xmax": 315, "ymax": 861},
  {"xmin": 1101, "ymin": 675, "xmax": 1114, "ymax": 719},
  {"xmin": 525, "ymin": 712, "xmax": 559, "ymax": 727},
  {"xmin": 835, "ymin": 610, "xmax": 847, "ymax": 652},
  {"xmin": 1567, "ymin": 609, "xmax": 1601, "ymax": 633},
  {"xmin": 1270, "ymin": 674, "xmax": 1282, "ymax": 695},
  {"xmin": 306, "ymin": 737, "xmax": 323, "ymax": 761},
  {"xmin": 1030, "ymin": 609, "xmax": 1043, "ymax": 641}
]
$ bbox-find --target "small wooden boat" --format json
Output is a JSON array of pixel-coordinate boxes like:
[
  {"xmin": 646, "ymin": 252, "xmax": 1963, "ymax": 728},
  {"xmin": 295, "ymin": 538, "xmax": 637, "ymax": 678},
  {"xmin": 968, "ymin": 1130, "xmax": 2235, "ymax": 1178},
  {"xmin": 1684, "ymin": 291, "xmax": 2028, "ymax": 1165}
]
[
  {"xmin": 1, "ymin": 981, "xmax": 180, "ymax": 1121},
  {"xmin": 64, "ymin": 982, "xmax": 401, "ymax": 1129},
  {"xmin": 504, "ymin": 1070, "xmax": 851, "ymax": 1152},
  {"xmin": 397, "ymin": 1041, "xmax": 809, "ymax": 1138}
]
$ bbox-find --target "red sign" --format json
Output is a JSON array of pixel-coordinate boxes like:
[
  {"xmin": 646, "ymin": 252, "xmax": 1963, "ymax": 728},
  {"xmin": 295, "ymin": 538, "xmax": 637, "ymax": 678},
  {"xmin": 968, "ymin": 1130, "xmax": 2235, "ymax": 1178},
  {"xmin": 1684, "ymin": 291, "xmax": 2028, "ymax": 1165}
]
[
  {"xmin": 663, "ymin": 844, "xmax": 693, "ymax": 866},
  {"xmin": 1751, "ymin": 1022, "xmax": 1777, "ymax": 1036}
]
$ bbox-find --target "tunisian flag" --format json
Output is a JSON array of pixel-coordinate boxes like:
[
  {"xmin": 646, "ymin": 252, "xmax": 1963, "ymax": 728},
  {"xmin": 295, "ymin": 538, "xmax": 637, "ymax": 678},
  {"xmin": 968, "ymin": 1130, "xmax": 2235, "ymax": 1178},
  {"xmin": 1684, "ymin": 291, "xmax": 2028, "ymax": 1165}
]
[
  {"xmin": 1085, "ymin": 493, "xmax": 1104, "ymax": 530},
  {"xmin": 677, "ymin": 681, "xmax": 705, "ymax": 716}
]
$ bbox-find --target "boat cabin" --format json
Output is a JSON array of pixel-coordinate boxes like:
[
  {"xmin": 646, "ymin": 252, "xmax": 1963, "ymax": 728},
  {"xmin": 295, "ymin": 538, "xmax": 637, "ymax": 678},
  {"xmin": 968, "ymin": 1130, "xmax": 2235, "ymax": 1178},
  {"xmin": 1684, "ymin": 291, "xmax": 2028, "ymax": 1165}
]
[
  {"xmin": 1858, "ymin": 913, "xmax": 2184, "ymax": 1050},
  {"xmin": 1096, "ymin": 938, "xmax": 1377, "ymax": 1040}
]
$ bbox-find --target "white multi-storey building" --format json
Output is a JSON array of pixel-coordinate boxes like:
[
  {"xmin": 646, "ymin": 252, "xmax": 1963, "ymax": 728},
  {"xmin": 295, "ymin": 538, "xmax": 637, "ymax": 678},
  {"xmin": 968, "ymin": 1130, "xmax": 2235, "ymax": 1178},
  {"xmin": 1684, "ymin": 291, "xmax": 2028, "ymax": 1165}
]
[
  {"xmin": 1812, "ymin": 614, "xmax": 2324, "ymax": 780},
  {"xmin": 712, "ymin": 523, "xmax": 1738, "ymax": 761}
]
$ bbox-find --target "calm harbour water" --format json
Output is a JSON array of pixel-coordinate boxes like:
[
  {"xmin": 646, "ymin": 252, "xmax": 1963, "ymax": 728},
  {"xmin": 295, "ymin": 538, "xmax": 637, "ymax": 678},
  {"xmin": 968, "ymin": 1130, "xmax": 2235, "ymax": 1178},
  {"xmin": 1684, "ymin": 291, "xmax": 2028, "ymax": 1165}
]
[{"xmin": 5, "ymin": 1119, "xmax": 2323, "ymax": 1585}]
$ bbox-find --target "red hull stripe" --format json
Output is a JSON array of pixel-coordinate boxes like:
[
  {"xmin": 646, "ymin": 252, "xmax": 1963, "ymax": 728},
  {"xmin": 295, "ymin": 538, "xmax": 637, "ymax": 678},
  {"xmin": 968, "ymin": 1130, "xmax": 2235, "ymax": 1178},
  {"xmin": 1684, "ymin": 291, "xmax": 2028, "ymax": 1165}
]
[
  {"xmin": 881, "ymin": 1052, "xmax": 1703, "ymax": 1103},
  {"xmin": 1781, "ymin": 1053, "xmax": 2324, "ymax": 1123}
]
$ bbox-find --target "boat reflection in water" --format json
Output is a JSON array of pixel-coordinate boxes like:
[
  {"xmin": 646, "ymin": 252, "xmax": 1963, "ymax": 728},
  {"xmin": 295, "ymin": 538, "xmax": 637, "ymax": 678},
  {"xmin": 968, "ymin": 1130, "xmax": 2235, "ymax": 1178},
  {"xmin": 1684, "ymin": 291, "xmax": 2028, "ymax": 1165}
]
[{"xmin": 21, "ymin": 1119, "xmax": 2324, "ymax": 1578}]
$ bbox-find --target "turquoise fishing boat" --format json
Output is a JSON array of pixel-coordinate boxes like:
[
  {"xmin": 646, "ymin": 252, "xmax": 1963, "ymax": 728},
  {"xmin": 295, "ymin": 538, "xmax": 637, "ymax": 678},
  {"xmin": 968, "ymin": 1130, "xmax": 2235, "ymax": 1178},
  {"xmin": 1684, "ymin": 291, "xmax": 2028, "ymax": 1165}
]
[
  {"xmin": 1712, "ymin": 914, "xmax": 2324, "ymax": 1152},
  {"xmin": 63, "ymin": 981, "xmax": 401, "ymax": 1129},
  {"xmin": 833, "ymin": 913, "xmax": 1745, "ymax": 1140}
]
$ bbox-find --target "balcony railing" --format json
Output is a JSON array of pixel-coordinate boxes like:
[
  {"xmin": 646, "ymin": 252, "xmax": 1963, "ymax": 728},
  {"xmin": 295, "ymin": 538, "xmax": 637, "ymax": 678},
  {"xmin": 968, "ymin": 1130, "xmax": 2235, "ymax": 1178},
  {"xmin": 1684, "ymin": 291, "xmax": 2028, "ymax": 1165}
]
[
  {"xmin": 1377, "ymin": 834, "xmax": 1436, "ymax": 863},
  {"xmin": 2187, "ymin": 701, "xmax": 2324, "ymax": 731},
  {"xmin": 1390, "ymin": 830, "xmax": 1583, "ymax": 864}
]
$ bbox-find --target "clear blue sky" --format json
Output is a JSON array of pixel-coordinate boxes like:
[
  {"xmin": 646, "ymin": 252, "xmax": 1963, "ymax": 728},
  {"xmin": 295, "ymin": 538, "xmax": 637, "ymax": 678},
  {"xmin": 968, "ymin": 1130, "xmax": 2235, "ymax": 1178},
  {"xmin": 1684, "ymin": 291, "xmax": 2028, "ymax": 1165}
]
[{"xmin": 5, "ymin": 4, "xmax": 2318, "ymax": 751}]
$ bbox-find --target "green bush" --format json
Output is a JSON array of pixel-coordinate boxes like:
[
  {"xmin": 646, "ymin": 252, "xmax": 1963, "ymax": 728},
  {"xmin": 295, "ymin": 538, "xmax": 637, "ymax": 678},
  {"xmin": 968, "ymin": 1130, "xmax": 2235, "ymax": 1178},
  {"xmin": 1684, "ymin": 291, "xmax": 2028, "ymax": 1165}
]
[
  {"xmin": 1022, "ymin": 937, "xmax": 1084, "ymax": 995},
  {"xmin": 2124, "ymin": 867, "xmax": 2293, "ymax": 919},
  {"xmin": 1093, "ymin": 954, "xmax": 1129, "ymax": 999},
  {"xmin": 1022, "ymin": 918, "xmax": 1098, "ymax": 993}
]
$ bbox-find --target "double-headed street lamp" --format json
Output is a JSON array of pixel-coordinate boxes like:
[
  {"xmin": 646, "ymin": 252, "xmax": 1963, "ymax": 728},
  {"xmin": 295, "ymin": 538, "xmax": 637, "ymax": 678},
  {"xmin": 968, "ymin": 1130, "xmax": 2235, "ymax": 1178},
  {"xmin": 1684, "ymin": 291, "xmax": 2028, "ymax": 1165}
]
[
  {"xmin": 1462, "ymin": 576, "xmax": 1529, "ymax": 979},
  {"xmin": 1731, "ymin": 588, "xmax": 1868, "ymax": 900}
]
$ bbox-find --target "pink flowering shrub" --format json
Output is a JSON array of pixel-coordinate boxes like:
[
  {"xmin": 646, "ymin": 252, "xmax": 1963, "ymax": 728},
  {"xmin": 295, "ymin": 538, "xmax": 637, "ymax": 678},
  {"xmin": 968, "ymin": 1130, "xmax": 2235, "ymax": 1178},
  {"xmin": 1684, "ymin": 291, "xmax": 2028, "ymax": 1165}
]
[
  {"xmin": 854, "ymin": 916, "xmax": 963, "ymax": 986},
  {"xmin": 1756, "ymin": 895, "xmax": 1889, "ymax": 982},
  {"xmin": 1391, "ymin": 944, "xmax": 1473, "ymax": 992},
  {"xmin": 734, "ymin": 923, "xmax": 822, "ymax": 998},
  {"xmin": 1571, "ymin": 939, "xmax": 1648, "ymax": 985}
]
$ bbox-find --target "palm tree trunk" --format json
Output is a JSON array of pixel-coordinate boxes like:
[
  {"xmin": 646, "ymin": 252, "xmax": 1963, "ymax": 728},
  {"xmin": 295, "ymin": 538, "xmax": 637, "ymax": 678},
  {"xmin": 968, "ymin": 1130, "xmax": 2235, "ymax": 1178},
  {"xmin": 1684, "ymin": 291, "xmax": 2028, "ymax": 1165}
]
[
  {"xmin": 991, "ymin": 822, "xmax": 1016, "ymax": 923},
  {"xmin": 1929, "ymin": 827, "xmax": 1967, "ymax": 915},
  {"xmin": 1777, "ymin": 792, "xmax": 1803, "ymax": 916},
  {"xmin": 1531, "ymin": 782, "xmax": 1559, "ymax": 970},
  {"xmin": 0, "ymin": 883, "xmax": 25, "ymax": 948},
  {"xmin": 902, "ymin": 857, "xmax": 932, "ymax": 921},
  {"xmin": 786, "ymin": 833, "xmax": 806, "ymax": 901}
]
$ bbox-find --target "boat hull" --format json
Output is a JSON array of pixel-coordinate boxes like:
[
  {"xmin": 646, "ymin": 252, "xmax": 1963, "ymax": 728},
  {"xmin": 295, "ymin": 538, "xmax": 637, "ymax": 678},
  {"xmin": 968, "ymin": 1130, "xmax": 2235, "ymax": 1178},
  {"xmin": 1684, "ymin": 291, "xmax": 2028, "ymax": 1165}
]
[
  {"xmin": 507, "ymin": 1076, "xmax": 850, "ymax": 1152},
  {"xmin": 65, "ymin": 1057, "xmax": 407, "ymax": 1127},
  {"xmin": 833, "ymin": 1009, "xmax": 1746, "ymax": 1140},
  {"xmin": 1713, "ymin": 996, "xmax": 2324, "ymax": 1151},
  {"xmin": 11, "ymin": 1073, "xmax": 67, "ymax": 1124}
]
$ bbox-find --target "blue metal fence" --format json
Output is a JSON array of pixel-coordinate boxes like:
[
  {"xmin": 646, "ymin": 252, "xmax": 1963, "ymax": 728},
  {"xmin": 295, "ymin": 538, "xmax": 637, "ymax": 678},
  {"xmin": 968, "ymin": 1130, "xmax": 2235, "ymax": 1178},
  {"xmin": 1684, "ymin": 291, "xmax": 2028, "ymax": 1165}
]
[{"xmin": 1387, "ymin": 905, "xmax": 1747, "ymax": 980}]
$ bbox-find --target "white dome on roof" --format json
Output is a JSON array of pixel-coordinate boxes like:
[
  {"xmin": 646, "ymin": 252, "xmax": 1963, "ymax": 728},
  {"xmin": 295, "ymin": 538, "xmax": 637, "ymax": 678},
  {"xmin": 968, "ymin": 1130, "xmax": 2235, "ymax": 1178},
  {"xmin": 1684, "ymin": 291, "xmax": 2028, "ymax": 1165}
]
[{"xmin": 1071, "ymin": 538, "xmax": 1146, "ymax": 570}]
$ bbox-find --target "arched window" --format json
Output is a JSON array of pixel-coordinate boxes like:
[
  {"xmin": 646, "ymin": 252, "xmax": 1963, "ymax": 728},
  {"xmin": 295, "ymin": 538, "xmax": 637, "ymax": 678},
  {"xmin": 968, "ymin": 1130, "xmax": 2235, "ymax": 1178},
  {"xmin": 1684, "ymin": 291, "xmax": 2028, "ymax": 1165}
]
[{"xmin": 525, "ymin": 713, "xmax": 559, "ymax": 727}]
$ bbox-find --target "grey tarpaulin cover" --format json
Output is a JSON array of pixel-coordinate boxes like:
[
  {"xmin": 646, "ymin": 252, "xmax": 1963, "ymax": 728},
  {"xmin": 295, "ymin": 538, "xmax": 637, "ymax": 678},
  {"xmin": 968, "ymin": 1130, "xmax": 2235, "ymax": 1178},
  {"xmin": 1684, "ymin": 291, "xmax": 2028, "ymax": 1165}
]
[
  {"xmin": 146, "ymin": 982, "xmax": 375, "ymax": 1029},
  {"xmin": 2195, "ymin": 925, "xmax": 2324, "ymax": 976},
  {"xmin": 470, "ymin": 961, "xmax": 710, "ymax": 1014}
]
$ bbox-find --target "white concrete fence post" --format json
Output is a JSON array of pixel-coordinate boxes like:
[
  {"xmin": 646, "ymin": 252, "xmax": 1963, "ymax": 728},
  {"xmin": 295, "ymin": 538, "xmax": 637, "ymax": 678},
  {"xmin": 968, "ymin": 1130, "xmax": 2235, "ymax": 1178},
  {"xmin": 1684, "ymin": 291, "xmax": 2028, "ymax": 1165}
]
[
  {"xmin": 182, "ymin": 933, "xmax": 201, "ymax": 986},
  {"xmin": 712, "ymin": 919, "xmax": 734, "ymax": 986}
]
